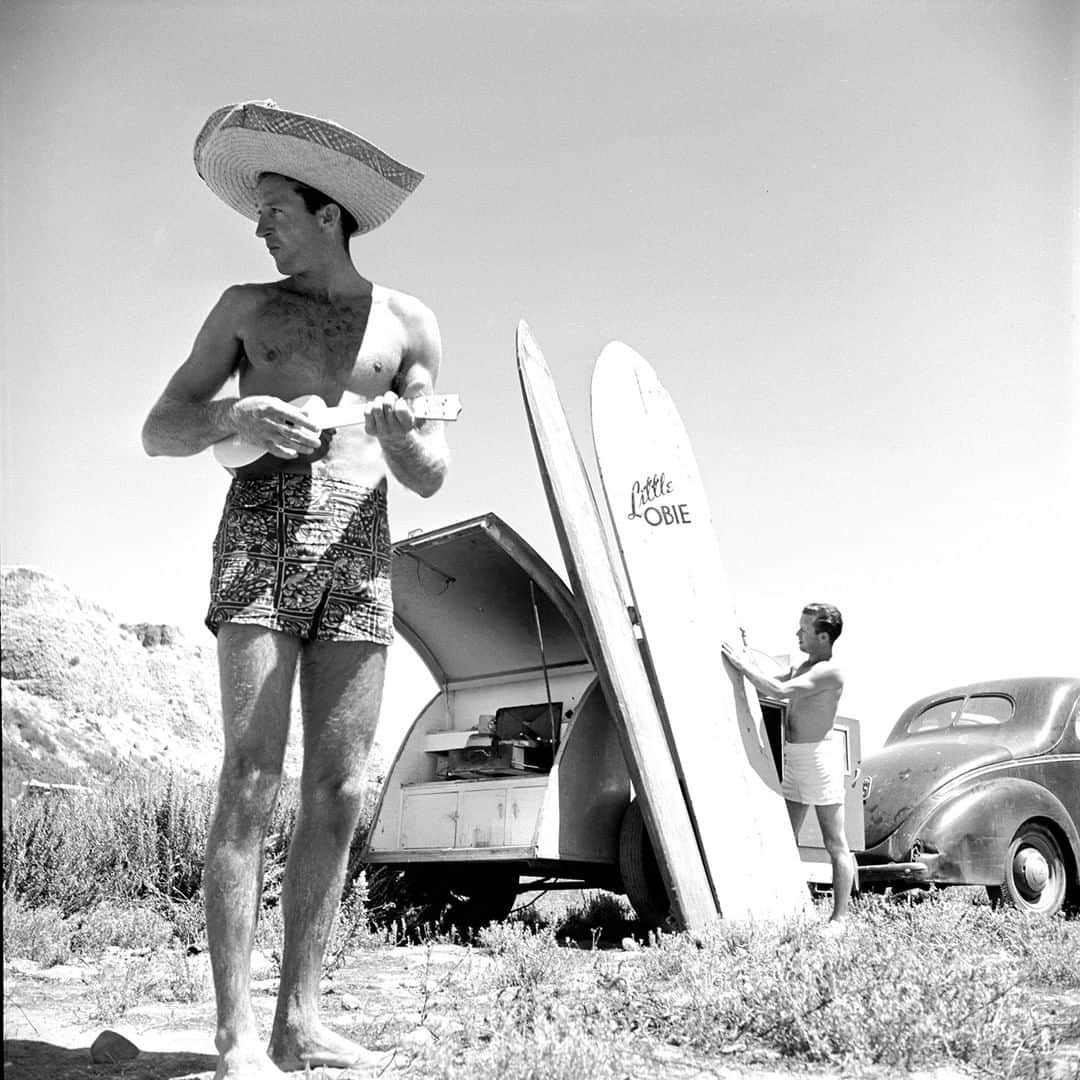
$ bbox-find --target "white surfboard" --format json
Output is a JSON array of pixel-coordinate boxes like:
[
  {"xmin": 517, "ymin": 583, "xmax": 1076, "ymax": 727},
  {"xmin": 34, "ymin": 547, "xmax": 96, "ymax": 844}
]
[
  {"xmin": 591, "ymin": 341, "xmax": 810, "ymax": 921},
  {"xmin": 516, "ymin": 321, "xmax": 717, "ymax": 930}
]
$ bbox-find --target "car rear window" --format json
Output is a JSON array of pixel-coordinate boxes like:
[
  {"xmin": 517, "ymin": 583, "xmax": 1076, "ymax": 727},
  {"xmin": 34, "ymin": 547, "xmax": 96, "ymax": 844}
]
[
  {"xmin": 956, "ymin": 695, "xmax": 1013, "ymax": 726},
  {"xmin": 906, "ymin": 694, "xmax": 1013, "ymax": 734},
  {"xmin": 907, "ymin": 698, "xmax": 963, "ymax": 734}
]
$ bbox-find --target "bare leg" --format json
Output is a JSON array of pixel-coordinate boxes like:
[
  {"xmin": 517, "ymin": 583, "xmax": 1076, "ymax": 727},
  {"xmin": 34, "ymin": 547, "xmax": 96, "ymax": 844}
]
[
  {"xmin": 815, "ymin": 803, "xmax": 854, "ymax": 923},
  {"xmin": 206, "ymin": 625, "xmax": 298, "ymax": 1080},
  {"xmin": 268, "ymin": 640, "xmax": 386, "ymax": 1071},
  {"xmin": 786, "ymin": 798, "xmax": 809, "ymax": 837}
]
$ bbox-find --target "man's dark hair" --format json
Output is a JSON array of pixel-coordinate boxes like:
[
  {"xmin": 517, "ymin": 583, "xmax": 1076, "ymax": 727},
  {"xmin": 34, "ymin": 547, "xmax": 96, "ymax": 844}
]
[
  {"xmin": 803, "ymin": 602, "xmax": 843, "ymax": 643},
  {"xmin": 261, "ymin": 172, "xmax": 359, "ymax": 247}
]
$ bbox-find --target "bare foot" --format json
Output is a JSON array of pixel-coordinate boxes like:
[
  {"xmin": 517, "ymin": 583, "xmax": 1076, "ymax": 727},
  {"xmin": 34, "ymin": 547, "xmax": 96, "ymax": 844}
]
[
  {"xmin": 269, "ymin": 1022, "xmax": 390, "ymax": 1072},
  {"xmin": 214, "ymin": 1046, "xmax": 288, "ymax": 1079}
]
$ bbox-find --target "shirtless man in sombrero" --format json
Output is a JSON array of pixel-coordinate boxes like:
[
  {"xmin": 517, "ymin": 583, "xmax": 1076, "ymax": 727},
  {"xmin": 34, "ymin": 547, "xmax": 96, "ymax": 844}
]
[
  {"xmin": 722, "ymin": 603, "xmax": 853, "ymax": 933},
  {"xmin": 143, "ymin": 101, "xmax": 449, "ymax": 1078}
]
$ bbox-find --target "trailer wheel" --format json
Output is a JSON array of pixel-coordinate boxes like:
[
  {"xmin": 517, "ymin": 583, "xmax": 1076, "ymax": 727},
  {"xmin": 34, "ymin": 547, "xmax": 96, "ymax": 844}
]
[
  {"xmin": 371, "ymin": 865, "xmax": 519, "ymax": 937},
  {"xmin": 986, "ymin": 822, "xmax": 1068, "ymax": 917},
  {"xmin": 618, "ymin": 798, "xmax": 669, "ymax": 926},
  {"xmin": 446, "ymin": 866, "xmax": 520, "ymax": 928}
]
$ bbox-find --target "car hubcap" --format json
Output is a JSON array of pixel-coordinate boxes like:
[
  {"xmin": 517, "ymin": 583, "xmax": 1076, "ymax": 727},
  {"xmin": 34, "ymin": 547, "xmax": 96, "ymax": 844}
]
[{"xmin": 1012, "ymin": 847, "xmax": 1050, "ymax": 899}]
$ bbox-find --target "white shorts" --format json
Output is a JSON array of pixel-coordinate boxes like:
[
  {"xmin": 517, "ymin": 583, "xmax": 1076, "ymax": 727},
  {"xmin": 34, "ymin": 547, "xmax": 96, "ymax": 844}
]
[{"xmin": 782, "ymin": 734, "xmax": 845, "ymax": 806}]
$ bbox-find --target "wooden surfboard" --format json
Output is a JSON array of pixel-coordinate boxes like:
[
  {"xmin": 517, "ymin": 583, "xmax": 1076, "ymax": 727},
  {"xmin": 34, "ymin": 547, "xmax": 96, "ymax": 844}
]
[
  {"xmin": 516, "ymin": 321, "xmax": 717, "ymax": 931},
  {"xmin": 591, "ymin": 341, "xmax": 810, "ymax": 921}
]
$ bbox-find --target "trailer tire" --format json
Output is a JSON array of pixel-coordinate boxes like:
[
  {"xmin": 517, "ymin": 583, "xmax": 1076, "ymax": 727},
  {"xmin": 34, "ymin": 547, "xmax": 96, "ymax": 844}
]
[
  {"xmin": 371, "ymin": 865, "xmax": 519, "ymax": 937},
  {"xmin": 618, "ymin": 798, "xmax": 669, "ymax": 926},
  {"xmin": 446, "ymin": 866, "xmax": 520, "ymax": 928}
]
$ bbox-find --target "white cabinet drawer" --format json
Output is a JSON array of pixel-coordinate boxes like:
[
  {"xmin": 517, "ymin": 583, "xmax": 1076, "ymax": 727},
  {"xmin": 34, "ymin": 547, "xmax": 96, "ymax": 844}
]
[
  {"xmin": 507, "ymin": 784, "xmax": 545, "ymax": 846},
  {"xmin": 398, "ymin": 779, "xmax": 547, "ymax": 852},
  {"xmin": 400, "ymin": 790, "xmax": 459, "ymax": 849},
  {"xmin": 457, "ymin": 788, "xmax": 507, "ymax": 847}
]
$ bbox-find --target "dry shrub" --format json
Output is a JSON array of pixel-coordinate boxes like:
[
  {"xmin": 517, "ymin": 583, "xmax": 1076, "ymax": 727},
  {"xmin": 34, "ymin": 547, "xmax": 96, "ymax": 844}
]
[
  {"xmin": 429, "ymin": 891, "xmax": 1075, "ymax": 1079},
  {"xmin": 3, "ymin": 896, "xmax": 73, "ymax": 966}
]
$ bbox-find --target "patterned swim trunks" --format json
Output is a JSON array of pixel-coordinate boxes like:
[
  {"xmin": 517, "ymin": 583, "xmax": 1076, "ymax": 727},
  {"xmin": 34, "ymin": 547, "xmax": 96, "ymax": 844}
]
[{"xmin": 206, "ymin": 473, "xmax": 393, "ymax": 643}]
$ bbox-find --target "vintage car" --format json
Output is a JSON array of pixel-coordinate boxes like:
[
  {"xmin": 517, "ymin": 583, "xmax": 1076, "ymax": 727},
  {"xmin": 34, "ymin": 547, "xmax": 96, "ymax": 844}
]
[{"xmin": 857, "ymin": 677, "xmax": 1080, "ymax": 916}]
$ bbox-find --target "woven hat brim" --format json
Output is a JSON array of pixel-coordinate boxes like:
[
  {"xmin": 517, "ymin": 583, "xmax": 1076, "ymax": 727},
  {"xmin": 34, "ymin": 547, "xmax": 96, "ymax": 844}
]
[{"xmin": 194, "ymin": 102, "xmax": 423, "ymax": 236}]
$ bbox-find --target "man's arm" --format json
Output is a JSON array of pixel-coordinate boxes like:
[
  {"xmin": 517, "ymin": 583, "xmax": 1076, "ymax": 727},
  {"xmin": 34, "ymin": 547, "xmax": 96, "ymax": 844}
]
[
  {"xmin": 721, "ymin": 642, "xmax": 842, "ymax": 700},
  {"xmin": 142, "ymin": 287, "xmax": 322, "ymax": 460},
  {"xmin": 365, "ymin": 296, "xmax": 449, "ymax": 498}
]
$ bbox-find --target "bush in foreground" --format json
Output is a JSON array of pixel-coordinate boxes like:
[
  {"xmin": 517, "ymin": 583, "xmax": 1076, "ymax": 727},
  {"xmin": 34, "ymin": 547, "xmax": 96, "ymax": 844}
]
[{"xmin": 405, "ymin": 892, "xmax": 1078, "ymax": 1080}]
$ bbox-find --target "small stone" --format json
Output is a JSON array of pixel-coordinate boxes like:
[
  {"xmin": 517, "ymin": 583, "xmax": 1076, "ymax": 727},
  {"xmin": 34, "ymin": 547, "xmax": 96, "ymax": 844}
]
[
  {"xmin": 340, "ymin": 993, "xmax": 363, "ymax": 1011},
  {"xmin": 401, "ymin": 1027, "xmax": 435, "ymax": 1048},
  {"xmin": 90, "ymin": 1030, "xmax": 139, "ymax": 1064}
]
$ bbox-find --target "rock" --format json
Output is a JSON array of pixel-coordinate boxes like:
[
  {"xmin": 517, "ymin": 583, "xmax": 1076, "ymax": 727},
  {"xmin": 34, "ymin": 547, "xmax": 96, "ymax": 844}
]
[
  {"xmin": 89, "ymin": 1030, "xmax": 139, "ymax": 1063},
  {"xmin": 401, "ymin": 1027, "xmax": 435, "ymax": 1048},
  {"xmin": 620, "ymin": 937, "xmax": 641, "ymax": 951},
  {"xmin": 340, "ymin": 993, "xmax": 364, "ymax": 1011},
  {"xmin": 1, "ymin": 566, "xmax": 225, "ymax": 785}
]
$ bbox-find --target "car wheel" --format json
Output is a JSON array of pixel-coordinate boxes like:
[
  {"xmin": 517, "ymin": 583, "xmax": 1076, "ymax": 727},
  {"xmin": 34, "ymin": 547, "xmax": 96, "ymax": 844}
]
[
  {"xmin": 618, "ymin": 798, "xmax": 669, "ymax": 926},
  {"xmin": 986, "ymin": 822, "xmax": 1068, "ymax": 917}
]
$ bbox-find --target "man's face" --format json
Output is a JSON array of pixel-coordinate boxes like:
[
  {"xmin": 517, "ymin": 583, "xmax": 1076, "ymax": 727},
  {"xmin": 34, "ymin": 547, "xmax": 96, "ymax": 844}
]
[
  {"xmin": 254, "ymin": 174, "xmax": 325, "ymax": 274},
  {"xmin": 796, "ymin": 613, "xmax": 823, "ymax": 656}
]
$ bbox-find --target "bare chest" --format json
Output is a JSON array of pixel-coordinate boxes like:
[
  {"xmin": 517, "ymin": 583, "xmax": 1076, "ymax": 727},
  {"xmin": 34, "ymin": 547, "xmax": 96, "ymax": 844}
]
[{"xmin": 238, "ymin": 290, "xmax": 403, "ymax": 400}]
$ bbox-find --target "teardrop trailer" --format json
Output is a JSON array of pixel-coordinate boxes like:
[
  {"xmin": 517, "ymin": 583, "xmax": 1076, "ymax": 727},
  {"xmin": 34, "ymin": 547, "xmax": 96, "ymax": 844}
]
[{"xmin": 362, "ymin": 512, "xmax": 864, "ymax": 926}]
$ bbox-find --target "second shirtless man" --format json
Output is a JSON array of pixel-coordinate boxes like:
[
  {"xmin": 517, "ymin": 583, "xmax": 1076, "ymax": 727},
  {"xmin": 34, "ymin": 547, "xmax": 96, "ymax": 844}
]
[
  {"xmin": 143, "ymin": 101, "xmax": 448, "ymax": 1078},
  {"xmin": 723, "ymin": 604, "xmax": 853, "ymax": 932}
]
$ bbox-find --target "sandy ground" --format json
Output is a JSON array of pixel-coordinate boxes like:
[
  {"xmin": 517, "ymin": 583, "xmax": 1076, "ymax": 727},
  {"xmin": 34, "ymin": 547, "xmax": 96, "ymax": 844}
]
[{"xmin": 4, "ymin": 945, "xmax": 456, "ymax": 1080}]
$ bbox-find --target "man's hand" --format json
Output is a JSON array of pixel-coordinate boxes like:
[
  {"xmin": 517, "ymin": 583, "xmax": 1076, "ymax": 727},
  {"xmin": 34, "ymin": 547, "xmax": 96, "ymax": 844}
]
[
  {"xmin": 229, "ymin": 396, "xmax": 322, "ymax": 459},
  {"xmin": 364, "ymin": 391, "xmax": 422, "ymax": 447},
  {"xmin": 721, "ymin": 640, "xmax": 749, "ymax": 673}
]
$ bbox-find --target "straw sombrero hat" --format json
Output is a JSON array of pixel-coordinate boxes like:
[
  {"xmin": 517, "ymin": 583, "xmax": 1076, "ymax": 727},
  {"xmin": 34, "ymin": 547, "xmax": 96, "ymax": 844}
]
[{"xmin": 193, "ymin": 100, "xmax": 423, "ymax": 236}]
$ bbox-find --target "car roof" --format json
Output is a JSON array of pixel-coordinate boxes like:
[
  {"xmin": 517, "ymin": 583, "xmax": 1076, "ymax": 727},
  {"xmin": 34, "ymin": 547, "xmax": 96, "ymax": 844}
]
[
  {"xmin": 903, "ymin": 676, "xmax": 1079, "ymax": 708},
  {"xmin": 888, "ymin": 676, "xmax": 1080, "ymax": 752}
]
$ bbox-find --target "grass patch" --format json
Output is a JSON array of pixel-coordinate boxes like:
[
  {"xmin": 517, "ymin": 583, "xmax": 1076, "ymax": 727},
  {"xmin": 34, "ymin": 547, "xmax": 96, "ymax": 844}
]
[
  {"xmin": 90, "ymin": 950, "xmax": 212, "ymax": 1023},
  {"xmin": 5, "ymin": 885, "xmax": 1077, "ymax": 1078},
  {"xmin": 5, "ymin": 895, "xmax": 179, "ymax": 964},
  {"xmin": 5, "ymin": 770, "xmax": 1076, "ymax": 1077},
  {"xmin": 2, "ymin": 770, "xmax": 219, "ymax": 912},
  {"xmin": 403, "ymin": 891, "xmax": 1079, "ymax": 1080},
  {"xmin": 3, "ymin": 897, "xmax": 74, "ymax": 966}
]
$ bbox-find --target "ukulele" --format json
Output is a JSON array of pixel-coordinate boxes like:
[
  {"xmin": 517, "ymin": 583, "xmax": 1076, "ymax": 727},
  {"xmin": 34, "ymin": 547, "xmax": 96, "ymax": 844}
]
[{"xmin": 212, "ymin": 393, "xmax": 462, "ymax": 470}]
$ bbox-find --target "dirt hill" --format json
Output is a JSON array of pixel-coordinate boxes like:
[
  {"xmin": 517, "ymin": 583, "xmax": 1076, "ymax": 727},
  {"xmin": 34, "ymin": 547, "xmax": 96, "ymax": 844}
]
[{"xmin": 1, "ymin": 566, "xmax": 305, "ymax": 793}]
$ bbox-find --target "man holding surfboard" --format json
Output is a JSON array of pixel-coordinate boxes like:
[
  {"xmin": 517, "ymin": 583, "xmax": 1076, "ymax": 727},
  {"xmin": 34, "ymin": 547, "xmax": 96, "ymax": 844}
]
[
  {"xmin": 142, "ymin": 101, "xmax": 448, "ymax": 1077},
  {"xmin": 722, "ymin": 604, "xmax": 854, "ymax": 931}
]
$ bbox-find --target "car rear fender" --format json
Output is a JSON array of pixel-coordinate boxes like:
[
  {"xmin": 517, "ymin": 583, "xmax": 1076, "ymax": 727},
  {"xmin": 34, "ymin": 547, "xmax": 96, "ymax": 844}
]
[{"xmin": 919, "ymin": 778, "xmax": 1080, "ymax": 886}]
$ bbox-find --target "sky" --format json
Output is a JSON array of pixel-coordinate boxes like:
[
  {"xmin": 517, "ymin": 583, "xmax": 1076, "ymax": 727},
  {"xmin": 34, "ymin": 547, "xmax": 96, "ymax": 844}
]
[{"xmin": 2, "ymin": 0, "xmax": 1077, "ymax": 756}]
